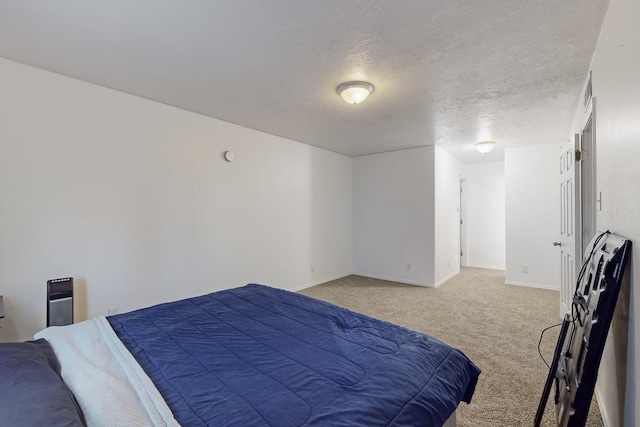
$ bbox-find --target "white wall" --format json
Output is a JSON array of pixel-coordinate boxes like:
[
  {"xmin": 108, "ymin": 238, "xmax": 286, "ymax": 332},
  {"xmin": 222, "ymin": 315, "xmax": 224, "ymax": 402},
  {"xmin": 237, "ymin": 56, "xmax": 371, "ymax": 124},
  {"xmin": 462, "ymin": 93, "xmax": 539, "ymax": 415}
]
[
  {"xmin": 353, "ymin": 146, "xmax": 507, "ymax": 288},
  {"xmin": 504, "ymin": 143, "xmax": 560, "ymax": 290},
  {"xmin": 580, "ymin": 0, "xmax": 640, "ymax": 424},
  {"xmin": 0, "ymin": 58, "xmax": 353, "ymax": 342},
  {"xmin": 465, "ymin": 161, "xmax": 506, "ymax": 270},
  {"xmin": 353, "ymin": 147, "xmax": 435, "ymax": 286},
  {"xmin": 434, "ymin": 146, "xmax": 466, "ymax": 285}
]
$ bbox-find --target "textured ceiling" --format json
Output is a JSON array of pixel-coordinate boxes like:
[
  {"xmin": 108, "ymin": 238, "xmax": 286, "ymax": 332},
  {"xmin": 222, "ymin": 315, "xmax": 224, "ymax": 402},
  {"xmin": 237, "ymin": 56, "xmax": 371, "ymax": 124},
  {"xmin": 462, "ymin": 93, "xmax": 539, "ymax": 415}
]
[{"xmin": 0, "ymin": 1, "xmax": 609, "ymax": 162}]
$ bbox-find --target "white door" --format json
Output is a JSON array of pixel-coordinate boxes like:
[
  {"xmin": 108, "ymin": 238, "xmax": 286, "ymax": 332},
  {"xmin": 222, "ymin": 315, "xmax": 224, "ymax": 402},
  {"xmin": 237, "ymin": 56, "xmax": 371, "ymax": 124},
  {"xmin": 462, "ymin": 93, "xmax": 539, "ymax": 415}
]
[{"xmin": 557, "ymin": 135, "xmax": 580, "ymax": 316}]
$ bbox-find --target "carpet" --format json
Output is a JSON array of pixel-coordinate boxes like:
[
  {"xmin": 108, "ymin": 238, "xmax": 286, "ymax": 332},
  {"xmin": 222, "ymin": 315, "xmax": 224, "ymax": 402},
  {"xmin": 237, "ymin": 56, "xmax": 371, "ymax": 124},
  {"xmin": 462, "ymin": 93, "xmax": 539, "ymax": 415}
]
[{"xmin": 298, "ymin": 268, "xmax": 603, "ymax": 427}]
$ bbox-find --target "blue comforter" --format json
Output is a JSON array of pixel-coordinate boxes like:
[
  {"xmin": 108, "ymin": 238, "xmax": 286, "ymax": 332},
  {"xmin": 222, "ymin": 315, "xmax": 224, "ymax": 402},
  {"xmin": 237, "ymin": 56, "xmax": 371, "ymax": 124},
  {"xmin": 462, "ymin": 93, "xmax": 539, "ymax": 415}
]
[{"xmin": 108, "ymin": 284, "xmax": 480, "ymax": 426}]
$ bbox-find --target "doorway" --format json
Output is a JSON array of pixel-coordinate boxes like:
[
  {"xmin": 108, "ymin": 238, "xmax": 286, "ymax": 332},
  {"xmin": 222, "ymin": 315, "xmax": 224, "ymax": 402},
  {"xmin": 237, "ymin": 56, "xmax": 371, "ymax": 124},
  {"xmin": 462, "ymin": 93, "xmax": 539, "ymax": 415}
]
[
  {"xmin": 558, "ymin": 98, "xmax": 596, "ymax": 316},
  {"xmin": 580, "ymin": 101, "xmax": 596, "ymax": 255}
]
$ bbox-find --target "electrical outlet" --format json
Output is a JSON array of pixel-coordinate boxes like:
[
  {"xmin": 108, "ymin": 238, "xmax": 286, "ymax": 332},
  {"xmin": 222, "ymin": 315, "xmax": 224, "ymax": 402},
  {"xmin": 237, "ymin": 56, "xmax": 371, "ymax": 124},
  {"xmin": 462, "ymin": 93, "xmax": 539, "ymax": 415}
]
[
  {"xmin": 310, "ymin": 265, "xmax": 315, "ymax": 273},
  {"xmin": 406, "ymin": 264, "xmax": 411, "ymax": 271},
  {"xmin": 107, "ymin": 307, "xmax": 119, "ymax": 315},
  {"xmin": 522, "ymin": 265, "xmax": 529, "ymax": 273}
]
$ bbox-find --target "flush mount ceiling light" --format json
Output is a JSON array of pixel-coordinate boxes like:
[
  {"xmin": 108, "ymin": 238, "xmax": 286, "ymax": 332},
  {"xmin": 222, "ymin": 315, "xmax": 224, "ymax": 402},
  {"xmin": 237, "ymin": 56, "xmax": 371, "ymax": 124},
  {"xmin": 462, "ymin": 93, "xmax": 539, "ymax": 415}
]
[
  {"xmin": 475, "ymin": 141, "xmax": 496, "ymax": 154},
  {"xmin": 337, "ymin": 81, "xmax": 374, "ymax": 104}
]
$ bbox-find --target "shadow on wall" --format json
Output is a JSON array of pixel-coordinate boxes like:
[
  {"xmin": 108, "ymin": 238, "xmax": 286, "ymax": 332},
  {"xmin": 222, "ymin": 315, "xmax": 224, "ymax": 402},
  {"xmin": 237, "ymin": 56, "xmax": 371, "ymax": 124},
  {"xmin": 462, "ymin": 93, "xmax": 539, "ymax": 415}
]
[
  {"xmin": 0, "ymin": 297, "xmax": 19, "ymax": 341},
  {"xmin": 610, "ymin": 262, "xmax": 631, "ymax": 422},
  {"xmin": 73, "ymin": 277, "xmax": 88, "ymax": 324}
]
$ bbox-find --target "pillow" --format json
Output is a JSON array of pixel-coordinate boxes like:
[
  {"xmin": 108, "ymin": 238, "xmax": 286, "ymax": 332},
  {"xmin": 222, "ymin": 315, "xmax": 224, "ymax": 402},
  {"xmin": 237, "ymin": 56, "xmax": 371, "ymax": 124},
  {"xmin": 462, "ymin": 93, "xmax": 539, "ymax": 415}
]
[{"xmin": 0, "ymin": 338, "xmax": 86, "ymax": 427}]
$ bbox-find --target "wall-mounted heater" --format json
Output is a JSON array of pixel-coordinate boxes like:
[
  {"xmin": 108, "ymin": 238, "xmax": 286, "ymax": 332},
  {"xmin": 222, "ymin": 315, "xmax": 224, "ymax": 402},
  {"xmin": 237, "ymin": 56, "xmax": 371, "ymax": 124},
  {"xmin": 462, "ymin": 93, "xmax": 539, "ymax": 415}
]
[{"xmin": 47, "ymin": 277, "xmax": 74, "ymax": 327}]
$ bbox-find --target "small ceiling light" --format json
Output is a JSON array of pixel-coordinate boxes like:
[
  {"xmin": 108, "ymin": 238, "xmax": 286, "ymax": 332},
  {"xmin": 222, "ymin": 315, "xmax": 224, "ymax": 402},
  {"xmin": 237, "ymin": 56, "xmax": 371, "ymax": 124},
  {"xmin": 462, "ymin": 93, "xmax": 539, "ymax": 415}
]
[
  {"xmin": 337, "ymin": 81, "xmax": 374, "ymax": 104},
  {"xmin": 475, "ymin": 141, "xmax": 496, "ymax": 154}
]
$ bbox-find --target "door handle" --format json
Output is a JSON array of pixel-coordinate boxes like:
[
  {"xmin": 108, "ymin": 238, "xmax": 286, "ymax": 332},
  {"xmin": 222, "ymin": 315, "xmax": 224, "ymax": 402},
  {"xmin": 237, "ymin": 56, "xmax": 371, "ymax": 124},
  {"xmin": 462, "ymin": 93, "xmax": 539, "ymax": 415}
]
[{"xmin": 553, "ymin": 242, "xmax": 562, "ymax": 247}]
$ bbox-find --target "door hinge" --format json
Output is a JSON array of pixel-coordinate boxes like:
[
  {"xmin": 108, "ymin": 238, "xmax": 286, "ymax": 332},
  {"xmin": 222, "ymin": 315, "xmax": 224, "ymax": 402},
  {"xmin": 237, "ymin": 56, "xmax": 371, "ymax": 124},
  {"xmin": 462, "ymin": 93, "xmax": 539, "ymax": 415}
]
[{"xmin": 575, "ymin": 149, "xmax": 582, "ymax": 161}]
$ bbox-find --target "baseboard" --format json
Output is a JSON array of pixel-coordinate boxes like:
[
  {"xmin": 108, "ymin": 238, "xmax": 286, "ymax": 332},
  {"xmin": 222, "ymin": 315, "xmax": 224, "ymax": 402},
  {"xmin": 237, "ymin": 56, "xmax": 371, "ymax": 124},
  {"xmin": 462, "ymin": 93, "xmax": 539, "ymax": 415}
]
[
  {"xmin": 290, "ymin": 271, "xmax": 353, "ymax": 292},
  {"xmin": 594, "ymin": 383, "xmax": 612, "ymax": 427},
  {"xmin": 351, "ymin": 271, "xmax": 432, "ymax": 287},
  {"xmin": 433, "ymin": 270, "xmax": 460, "ymax": 288},
  {"xmin": 504, "ymin": 280, "xmax": 559, "ymax": 291},
  {"xmin": 293, "ymin": 269, "xmax": 459, "ymax": 290},
  {"xmin": 464, "ymin": 264, "xmax": 505, "ymax": 271}
]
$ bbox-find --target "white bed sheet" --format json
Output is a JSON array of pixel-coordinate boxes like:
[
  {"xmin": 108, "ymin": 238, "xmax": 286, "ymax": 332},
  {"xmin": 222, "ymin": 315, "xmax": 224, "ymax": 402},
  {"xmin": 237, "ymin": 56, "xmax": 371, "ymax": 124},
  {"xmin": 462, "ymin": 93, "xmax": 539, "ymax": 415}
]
[{"xmin": 35, "ymin": 317, "xmax": 179, "ymax": 427}]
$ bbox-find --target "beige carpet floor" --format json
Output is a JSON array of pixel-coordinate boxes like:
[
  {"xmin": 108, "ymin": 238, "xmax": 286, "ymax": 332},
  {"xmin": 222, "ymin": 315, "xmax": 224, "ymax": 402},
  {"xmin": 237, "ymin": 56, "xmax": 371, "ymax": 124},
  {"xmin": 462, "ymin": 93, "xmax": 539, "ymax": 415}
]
[{"xmin": 299, "ymin": 268, "xmax": 603, "ymax": 427}]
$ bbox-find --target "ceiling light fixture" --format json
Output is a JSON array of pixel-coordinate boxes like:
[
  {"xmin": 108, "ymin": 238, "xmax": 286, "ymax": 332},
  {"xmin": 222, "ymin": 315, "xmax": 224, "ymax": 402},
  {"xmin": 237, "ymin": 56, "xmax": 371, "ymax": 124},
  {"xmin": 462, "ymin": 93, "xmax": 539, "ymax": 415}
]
[
  {"xmin": 337, "ymin": 81, "xmax": 374, "ymax": 104},
  {"xmin": 475, "ymin": 141, "xmax": 496, "ymax": 154}
]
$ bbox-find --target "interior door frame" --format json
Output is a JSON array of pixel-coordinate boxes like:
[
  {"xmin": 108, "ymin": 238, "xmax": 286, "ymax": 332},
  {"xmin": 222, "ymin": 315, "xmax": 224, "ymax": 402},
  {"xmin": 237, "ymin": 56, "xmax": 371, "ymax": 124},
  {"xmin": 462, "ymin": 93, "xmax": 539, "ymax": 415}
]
[
  {"xmin": 559, "ymin": 82, "xmax": 597, "ymax": 317},
  {"xmin": 580, "ymin": 97, "xmax": 596, "ymax": 255},
  {"xmin": 459, "ymin": 178, "xmax": 467, "ymax": 267}
]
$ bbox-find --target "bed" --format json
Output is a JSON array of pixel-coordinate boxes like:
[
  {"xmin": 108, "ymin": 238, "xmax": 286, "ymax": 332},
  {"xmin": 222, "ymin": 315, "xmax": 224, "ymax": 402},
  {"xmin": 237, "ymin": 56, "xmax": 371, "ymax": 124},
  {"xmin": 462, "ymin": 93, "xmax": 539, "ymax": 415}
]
[{"xmin": 2, "ymin": 283, "xmax": 480, "ymax": 426}]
